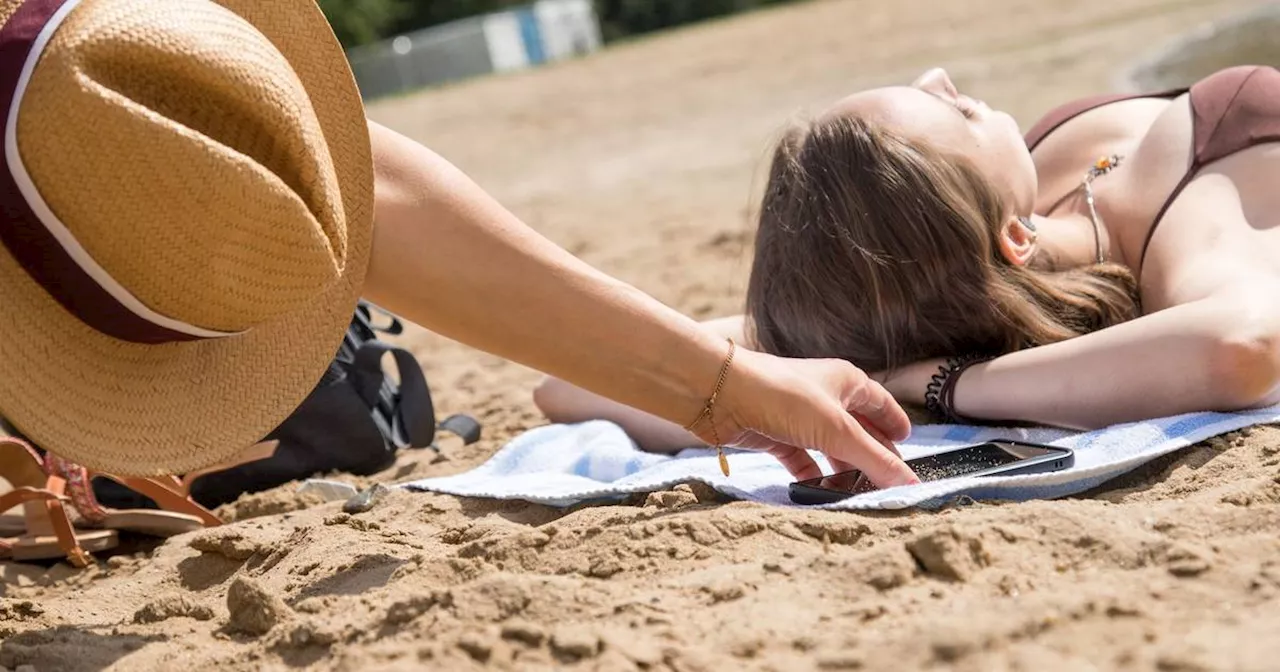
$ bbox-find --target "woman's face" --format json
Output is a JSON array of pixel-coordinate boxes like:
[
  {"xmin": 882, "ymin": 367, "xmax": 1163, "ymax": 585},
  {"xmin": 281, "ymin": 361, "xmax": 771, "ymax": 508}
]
[{"xmin": 824, "ymin": 68, "xmax": 1037, "ymax": 216}]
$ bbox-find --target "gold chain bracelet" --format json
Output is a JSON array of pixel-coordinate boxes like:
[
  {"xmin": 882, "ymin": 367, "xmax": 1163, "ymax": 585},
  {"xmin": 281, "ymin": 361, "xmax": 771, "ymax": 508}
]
[{"xmin": 684, "ymin": 338, "xmax": 736, "ymax": 476}]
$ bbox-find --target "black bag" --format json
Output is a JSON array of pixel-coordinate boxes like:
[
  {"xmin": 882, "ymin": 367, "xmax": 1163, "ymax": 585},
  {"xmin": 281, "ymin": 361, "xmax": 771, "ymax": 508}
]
[{"xmin": 95, "ymin": 300, "xmax": 481, "ymax": 509}]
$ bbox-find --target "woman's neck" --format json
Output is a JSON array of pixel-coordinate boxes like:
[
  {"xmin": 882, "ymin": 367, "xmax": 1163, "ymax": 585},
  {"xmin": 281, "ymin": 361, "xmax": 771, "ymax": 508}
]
[{"xmin": 1029, "ymin": 210, "xmax": 1122, "ymax": 270}]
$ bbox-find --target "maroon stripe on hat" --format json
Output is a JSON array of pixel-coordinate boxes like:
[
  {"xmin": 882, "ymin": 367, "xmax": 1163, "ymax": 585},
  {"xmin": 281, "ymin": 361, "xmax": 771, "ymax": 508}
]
[{"xmin": 0, "ymin": 0, "xmax": 202, "ymax": 344}]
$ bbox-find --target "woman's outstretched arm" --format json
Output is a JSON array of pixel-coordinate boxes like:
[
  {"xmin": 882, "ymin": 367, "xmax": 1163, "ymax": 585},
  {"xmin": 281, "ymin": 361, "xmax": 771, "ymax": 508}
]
[
  {"xmin": 533, "ymin": 316, "xmax": 751, "ymax": 452},
  {"xmin": 359, "ymin": 122, "xmax": 916, "ymax": 485},
  {"xmin": 882, "ymin": 291, "xmax": 1280, "ymax": 429}
]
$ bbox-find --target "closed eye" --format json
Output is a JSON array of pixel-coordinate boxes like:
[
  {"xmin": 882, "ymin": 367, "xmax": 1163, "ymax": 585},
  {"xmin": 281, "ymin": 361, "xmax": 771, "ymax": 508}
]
[{"xmin": 922, "ymin": 88, "xmax": 976, "ymax": 119}]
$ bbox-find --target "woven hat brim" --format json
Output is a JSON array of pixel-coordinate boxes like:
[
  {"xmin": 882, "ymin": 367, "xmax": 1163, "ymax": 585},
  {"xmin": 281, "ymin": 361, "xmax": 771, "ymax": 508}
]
[{"xmin": 0, "ymin": 0, "xmax": 374, "ymax": 475}]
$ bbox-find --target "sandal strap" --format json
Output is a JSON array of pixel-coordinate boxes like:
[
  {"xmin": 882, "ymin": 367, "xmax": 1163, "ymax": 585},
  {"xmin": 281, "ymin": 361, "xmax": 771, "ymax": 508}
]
[
  {"xmin": 41, "ymin": 441, "xmax": 279, "ymax": 529},
  {"xmin": 13, "ymin": 438, "xmax": 279, "ymax": 538},
  {"xmin": 177, "ymin": 439, "xmax": 279, "ymax": 495},
  {"xmin": 0, "ymin": 436, "xmax": 48, "ymax": 476},
  {"xmin": 0, "ymin": 484, "xmax": 66, "ymax": 512},
  {"xmin": 45, "ymin": 454, "xmax": 109, "ymax": 524},
  {"xmin": 0, "ymin": 440, "xmax": 91, "ymax": 567},
  {"xmin": 101, "ymin": 475, "xmax": 223, "ymax": 528},
  {"xmin": 45, "ymin": 454, "xmax": 224, "ymax": 528},
  {"xmin": 41, "ymin": 488, "xmax": 92, "ymax": 568}
]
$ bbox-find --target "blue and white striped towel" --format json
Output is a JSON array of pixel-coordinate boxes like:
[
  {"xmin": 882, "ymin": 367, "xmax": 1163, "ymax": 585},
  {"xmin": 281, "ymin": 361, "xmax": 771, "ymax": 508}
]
[{"xmin": 404, "ymin": 405, "xmax": 1280, "ymax": 510}]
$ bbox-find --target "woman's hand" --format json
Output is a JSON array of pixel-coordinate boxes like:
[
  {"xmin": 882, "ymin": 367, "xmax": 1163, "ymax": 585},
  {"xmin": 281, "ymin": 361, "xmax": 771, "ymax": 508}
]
[{"xmin": 701, "ymin": 348, "xmax": 920, "ymax": 488}]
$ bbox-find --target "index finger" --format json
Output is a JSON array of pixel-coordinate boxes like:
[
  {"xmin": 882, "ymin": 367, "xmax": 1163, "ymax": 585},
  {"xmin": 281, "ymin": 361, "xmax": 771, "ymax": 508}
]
[
  {"xmin": 819, "ymin": 409, "xmax": 918, "ymax": 488},
  {"xmin": 847, "ymin": 375, "xmax": 911, "ymax": 443}
]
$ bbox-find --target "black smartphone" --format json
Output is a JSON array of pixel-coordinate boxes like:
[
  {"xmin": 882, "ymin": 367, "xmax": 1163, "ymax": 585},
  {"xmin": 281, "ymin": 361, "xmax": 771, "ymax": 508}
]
[{"xmin": 788, "ymin": 439, "xmax": 1074, "ymax": 505}]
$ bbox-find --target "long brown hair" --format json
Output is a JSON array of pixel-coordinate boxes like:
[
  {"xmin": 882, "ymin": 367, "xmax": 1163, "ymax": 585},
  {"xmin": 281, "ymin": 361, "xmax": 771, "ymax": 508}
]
[{"xmin": 745, "ymin": 114, "xmax": 1140, "ymax": 372}]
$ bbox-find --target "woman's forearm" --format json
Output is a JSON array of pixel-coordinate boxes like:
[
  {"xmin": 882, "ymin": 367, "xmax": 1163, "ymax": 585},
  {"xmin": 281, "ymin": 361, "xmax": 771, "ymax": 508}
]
[
  {"xmin": 532, "ymin": 316, "xmax": 753, "ymax": 452},
  {"xmin": 953, "ymin": 296, "xmax": 1280, "ymax": 429},
  {"xmin": 361, "ymin": 121, "xmax": 727, "ymax": 427}
]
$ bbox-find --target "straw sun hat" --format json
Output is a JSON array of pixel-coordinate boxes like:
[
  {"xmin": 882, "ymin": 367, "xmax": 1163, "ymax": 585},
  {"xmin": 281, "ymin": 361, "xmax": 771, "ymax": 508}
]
[{"xmin": 0, "ymin": 0, "xmax": 373, "ymax": 474}]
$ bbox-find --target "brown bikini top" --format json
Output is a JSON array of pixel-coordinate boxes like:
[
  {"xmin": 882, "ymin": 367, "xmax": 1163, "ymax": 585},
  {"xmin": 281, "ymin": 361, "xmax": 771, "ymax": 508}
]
[{"xmin": 1024, "ymin": 65, "xmax": 1280, "ymax": 264}]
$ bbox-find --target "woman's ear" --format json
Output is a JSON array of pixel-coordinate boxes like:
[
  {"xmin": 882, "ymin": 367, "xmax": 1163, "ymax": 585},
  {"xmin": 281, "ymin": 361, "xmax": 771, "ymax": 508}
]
[{"xmin": 997, "ymin": 215, "xmax": 1038, "ymax": 266}]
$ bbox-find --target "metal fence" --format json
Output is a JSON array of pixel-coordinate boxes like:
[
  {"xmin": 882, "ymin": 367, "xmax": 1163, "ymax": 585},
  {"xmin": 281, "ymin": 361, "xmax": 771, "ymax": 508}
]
[{"xmin": 345, "ymin": 0, "xmax": 603, "ymax": 101}]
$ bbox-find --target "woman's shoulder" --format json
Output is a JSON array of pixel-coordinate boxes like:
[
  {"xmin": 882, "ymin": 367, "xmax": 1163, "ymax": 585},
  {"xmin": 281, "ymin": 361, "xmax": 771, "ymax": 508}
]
[
  {"xmin": 1029, "ymin": 95, "xmax": 1175, "ymax": 215},
  {"xmin": 1024, "ymin": 92, "xmax": 1150, "ymax": 151}
]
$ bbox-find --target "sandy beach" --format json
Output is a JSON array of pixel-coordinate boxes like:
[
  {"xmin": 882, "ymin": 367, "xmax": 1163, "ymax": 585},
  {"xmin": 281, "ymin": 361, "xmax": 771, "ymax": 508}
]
[{"xmin": 3, "ymin": 0, "xmax": 1278, "ymax": 669}]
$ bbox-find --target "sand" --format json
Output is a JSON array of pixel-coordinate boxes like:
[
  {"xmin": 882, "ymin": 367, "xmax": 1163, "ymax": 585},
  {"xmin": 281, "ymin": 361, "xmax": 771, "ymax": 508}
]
[{"xmin": 3, "ymin": 0, "xmax": 1277, "ymax": 669}]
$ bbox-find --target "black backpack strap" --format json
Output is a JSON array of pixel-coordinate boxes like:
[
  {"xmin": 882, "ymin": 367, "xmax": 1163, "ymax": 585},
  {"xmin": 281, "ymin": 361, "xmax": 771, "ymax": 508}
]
[
  {"xmin": 349, "ymin": 340, "xmax": 437, "ymax": 449},
  {"xmin": 360, "ymin": 301, "xmax": 405, "ymax": 336}
]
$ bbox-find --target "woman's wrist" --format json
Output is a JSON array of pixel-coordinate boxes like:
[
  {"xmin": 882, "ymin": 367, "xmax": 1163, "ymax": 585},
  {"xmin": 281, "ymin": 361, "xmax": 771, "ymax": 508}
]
[
  {"xmin": 948, "ymin": 359, "xmax": 994, "ymax": 422},
  {"xmin": 621, "ymin": 286, "xmax": 739, "ymax": 428},
  {"xmin": 881, "ymin": 357, "xmax": 1000, "ymax": 422},
  {"xmin": 925, "ymin": 355, "xmax": 993, "ymax": 423},
  {"xmin": 881, "ymin": 359, "xmax": 944, "ymax": 405}
]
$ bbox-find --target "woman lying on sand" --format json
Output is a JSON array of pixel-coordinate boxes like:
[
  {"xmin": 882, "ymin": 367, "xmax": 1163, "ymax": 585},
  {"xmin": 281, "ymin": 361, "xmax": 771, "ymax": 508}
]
[{"xmin": 536, "ymin": 65, "xmax": 1280, "ymax": 452}]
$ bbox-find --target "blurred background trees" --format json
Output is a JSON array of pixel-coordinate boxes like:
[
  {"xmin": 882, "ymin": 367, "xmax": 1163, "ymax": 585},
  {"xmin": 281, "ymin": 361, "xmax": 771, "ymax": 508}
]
[{"xmin": 319, "ymin": 0, "xmax": 804, "ymax": 49}]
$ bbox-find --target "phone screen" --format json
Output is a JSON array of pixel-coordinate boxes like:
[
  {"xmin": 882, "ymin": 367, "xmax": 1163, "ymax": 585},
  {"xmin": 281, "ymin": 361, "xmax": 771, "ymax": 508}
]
[{"xmin": 799, "ymin": 441, "xmax": 1065, "ymax": 495}]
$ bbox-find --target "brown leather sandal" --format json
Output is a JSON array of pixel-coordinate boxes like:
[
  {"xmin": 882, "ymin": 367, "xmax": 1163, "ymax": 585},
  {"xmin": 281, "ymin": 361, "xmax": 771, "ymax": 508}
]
[
  {"xmin": 0, "ymin": 438, "xmax": 117, "ymax": 567},
  {"xmin": 45, "ymin": 440, "xmax": 280, "ymax": 537}
]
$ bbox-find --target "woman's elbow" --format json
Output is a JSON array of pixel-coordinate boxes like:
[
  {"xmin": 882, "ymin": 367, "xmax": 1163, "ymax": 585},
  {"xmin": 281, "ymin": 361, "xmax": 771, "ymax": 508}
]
[
  {"xmin": 531, "ymin": 375, "xmax": 572, "ymax": 421},
  {"xmin": 1208, "ymin": 325, "xmax": 1280, "ymax": 410}
]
